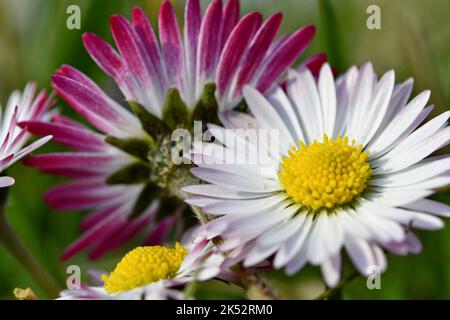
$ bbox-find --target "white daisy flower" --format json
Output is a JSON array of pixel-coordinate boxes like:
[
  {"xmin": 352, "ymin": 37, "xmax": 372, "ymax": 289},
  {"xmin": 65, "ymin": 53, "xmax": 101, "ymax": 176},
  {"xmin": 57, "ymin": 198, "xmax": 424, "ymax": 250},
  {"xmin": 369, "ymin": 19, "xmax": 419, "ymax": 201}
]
[
  {"xmin": 59, "ymin": 238, "xmax": 227, "ymax": 300},
  {"xmin": 184, "ymin": 63, "xmax": 450, "ymax": 287},
  {"xmin": 0, "ymin": 83, "xmax": 53, "ymax": 187}
]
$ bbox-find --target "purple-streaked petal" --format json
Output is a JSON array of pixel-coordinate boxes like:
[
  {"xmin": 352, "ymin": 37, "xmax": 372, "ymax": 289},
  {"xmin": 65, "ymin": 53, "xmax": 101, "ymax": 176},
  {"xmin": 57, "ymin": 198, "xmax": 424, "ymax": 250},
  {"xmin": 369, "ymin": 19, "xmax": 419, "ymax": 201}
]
[
  {"xmin": 51, "ymin": 74, "xmax": 140, "ymax": 137},
  {"xmin": 82, "ymin": 32, "xmax": 124, "ymax": 79},
  {"xmin": 196, "ymin": 0, "xmax": 222, "ymax": 91},
  {"xmin": 20, "ymin": 121, "xmax": 105, "ymax": 152},
  {"xmin": 159, "ymin": 1, "xmax": 184, "ymax": 89},
  {"xmin": 216, "ymin": 12, "xmax": 263, "ymax": 96},
  {"xmin": 232, "ymin": 13, "xmax": 282, "ymax": 97},
  {"xmin": 220, "ymin": 0, "xmax": 240, "ymax": 49},
  {"xmin": 183, "ymin": 0, "xmax": 201, "ymax": 104},
  {"xmin": 256, "ymin": 25, "xmax": 315, "ymax": 93}
]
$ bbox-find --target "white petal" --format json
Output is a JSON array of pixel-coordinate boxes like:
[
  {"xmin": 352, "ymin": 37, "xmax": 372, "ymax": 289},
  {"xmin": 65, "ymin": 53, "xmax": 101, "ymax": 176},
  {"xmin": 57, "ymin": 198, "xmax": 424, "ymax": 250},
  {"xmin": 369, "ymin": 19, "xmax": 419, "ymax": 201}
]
[
  {"xmin": 345, "ymin": 236, "xmax": 375, "ymax": 277},
  {"xmin": 266, "ymin": 86, "xmax": 305, "ymax": 143},
  {"xmin": 368, "ymin": 90, "xmax": 430, "ymax": 156},
  {"xmin": 321, "ymin": 254, "xmax": 342, "ymax": 288},
  {"xmin": 318, "ymin": 63, "xmax": 336, "ymax": 137},
  {"xmin": 0, "ymin": 176, "xmax": 15, "ymax": 188},
  {"xmin": 346, "ymin": 62, "xmax": 374, "ymax": 142},
  {"xmin": 274, "ymin": 214, "xmax": 313, "ymax": 268},
  {"xmin": 243, "ymin": 86, "xmax": 294, "ymax": 153},
  {"xmin": 372, "ymin": 156, "xmax": 450, "ymax": 187},
  {"xmin": 361, "ymin": 70, "xmax": 395, "ymax": 146},
  {"xmin": 403, "ymin": 199, "xmax": 450, "ymax": 217},
  {"xmin": 287, "ymin": 68, "xmax": 323, "ymax": 143},
  {"xmin": 190, "ymin": 167, "xmax": 281, "ymax": 192},
  {"xmin": 182, "ymin": 184, "xmax": 273, "ymax": 199}
]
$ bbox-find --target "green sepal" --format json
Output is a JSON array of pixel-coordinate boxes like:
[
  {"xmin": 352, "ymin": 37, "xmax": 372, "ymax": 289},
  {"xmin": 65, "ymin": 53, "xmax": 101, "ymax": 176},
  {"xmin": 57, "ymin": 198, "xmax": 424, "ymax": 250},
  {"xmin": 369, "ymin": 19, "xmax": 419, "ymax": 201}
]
[
  {"xmin": 162, "ymin": 88, "xmax": 189, "ymax": 129},
  {"xmin": 106, "ymin": 162, "xmax": 150, "ymax": 185},
  {"xmin": 190, "ymin": 82, "xmax": 220, "ymax": 125},
  {"xmin": 130, "ymin": 183, "xmax": 161, "ymax": 219},
  {"xmin": 128, "ymin": 100, "xmax": 170, "ymax": 137},
  {"xmin": 234, "ymin": 98, "xmax": 249, "ymax": 113},
  {"xmin": 105, "ymin": 136, "xmax": 152, "ymax": 161}
]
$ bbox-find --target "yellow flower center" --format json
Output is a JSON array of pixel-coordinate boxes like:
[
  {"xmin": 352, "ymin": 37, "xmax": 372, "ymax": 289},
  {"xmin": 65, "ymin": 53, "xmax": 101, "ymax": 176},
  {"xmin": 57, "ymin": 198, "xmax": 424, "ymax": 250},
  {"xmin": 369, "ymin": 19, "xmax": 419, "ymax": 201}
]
[
  {"xmin": 279, "ymin": 135, "xmax": 371, "ymax": 210},
  {"xmin": 102, "ymin": 243, "xmax": 188, "ymax": 294}
]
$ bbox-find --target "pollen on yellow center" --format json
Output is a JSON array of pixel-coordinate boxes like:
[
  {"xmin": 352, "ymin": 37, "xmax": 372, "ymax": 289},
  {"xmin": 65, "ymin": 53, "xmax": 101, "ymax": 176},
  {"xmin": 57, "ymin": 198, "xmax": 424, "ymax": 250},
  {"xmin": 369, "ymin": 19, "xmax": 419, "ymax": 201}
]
[
  {"xmin": 279, "ymin": 135, "xmax": 372, "ymax": 210},
  {"xmin": 102, "ymin": 243, "xmax": 188, "ymax": 294}
]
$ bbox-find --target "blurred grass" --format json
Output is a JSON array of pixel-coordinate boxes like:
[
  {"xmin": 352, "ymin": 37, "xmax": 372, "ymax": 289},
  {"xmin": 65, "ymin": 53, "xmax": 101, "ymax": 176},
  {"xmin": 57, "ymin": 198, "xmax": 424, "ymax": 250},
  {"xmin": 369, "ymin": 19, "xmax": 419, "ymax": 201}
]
[{"xmin": 0, "ymin": 0, "xmax": 448, "ymax": 299}]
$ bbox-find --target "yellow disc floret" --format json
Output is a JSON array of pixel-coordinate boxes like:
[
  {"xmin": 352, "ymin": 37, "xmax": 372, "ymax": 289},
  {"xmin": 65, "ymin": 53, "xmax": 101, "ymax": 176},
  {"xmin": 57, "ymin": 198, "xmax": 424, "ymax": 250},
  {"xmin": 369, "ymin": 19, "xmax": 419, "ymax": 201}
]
[
  {"xmin": 279, "ymin": 135, "xmax": 372, "ymax": 210},
  {"xmin": 102, "ymin": 243, "xmax": 188, "ymax": 294}
]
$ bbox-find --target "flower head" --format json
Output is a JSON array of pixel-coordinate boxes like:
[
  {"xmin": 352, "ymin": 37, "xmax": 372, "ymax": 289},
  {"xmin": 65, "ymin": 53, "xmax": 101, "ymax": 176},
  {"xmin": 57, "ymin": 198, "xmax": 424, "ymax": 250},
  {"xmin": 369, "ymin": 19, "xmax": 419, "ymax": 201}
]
[
  {"xmin": 185, "ymin": 63, "xmax": 450, "ymax": 287},
  {"xmin": 0, "ymin": 83, "xmax": 53, "ymax": 187},
  {"xmin": 81, "ymin": 0, "xmax": 316, "ymax": 114},
  {"xmin": 24, "ymin": 0, "xmax": 321, "ymax": 260},
  {"xmin": 59, "ymin": 238, "xmax": 226, "ymax": 300}
]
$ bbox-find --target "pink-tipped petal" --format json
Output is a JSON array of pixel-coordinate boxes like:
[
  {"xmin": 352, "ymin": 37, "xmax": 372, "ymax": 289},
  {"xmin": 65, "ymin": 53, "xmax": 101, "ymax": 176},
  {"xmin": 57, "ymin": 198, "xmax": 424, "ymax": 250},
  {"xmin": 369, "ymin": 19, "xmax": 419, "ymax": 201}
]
[
  {"xmin": 132, "ymin": 7, "xmax": 166, "ymax": 93},
  {"xmin": 44, "ymin": 180, "xmax": 126, "ymax": 210},
  {"xmin": 23, "ymin": 152, "xmax": 120, "ymax": 173},
  {"xmin": 159, "ymin": 1, "xmax": 184, "ymax": 89},
  {"xmin": 184, "ymin": 0, "xmax": 202, "ymax": 99},
  {"xmin": 21, "ymin": 121, "xmax": 105, "ymax": 152},
  {"xmin": 233, "ymin": 13, "xmax": 283, "ymax": 96},
  {"xmin": 220, "ymin": 0, "xmax": 240, "ymax": 49},
  {"xmin": 82, "ymin": 32, "xmax": 124, "ymax": 78},
  {"xmin": 216, "ymin": 12, "xmax": 262, "ymax": 96},
  {"xmin": 61, "ymin": 216, "xmax": 124, "ymax": 260},
  {"xmin": 110, "ymin": 15, "xmax": 151, "ymax": 81},
  {"xmin": 196, "ymin": 0, "xmax": 223, "ymax": 85},
  {"xmin": 256, "ymin": 24, "xmax": 316, "ymax": 93},
  {"xmin": 51, "ymin": 74, "xmax": 139, "ymax": 136}
]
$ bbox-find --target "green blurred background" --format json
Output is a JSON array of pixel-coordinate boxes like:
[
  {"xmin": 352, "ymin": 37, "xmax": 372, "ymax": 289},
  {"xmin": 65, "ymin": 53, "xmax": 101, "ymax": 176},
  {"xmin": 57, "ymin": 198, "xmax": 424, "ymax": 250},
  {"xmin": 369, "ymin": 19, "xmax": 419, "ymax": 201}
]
[{"xmin": 0, "ymin": 0, "xmax": 448, "ymax": 299}]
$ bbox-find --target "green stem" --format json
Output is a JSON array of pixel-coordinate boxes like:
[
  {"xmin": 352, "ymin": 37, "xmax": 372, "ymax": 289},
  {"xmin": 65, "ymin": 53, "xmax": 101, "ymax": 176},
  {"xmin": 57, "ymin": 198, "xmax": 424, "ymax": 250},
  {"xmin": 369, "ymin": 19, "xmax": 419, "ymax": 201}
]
[
  {"xmin": 314, "ymin": 269, "xmax": 359, "ymax": 300},
  {"xmin": 233, "ymin": 265, "xmax": 276, "ymax": 300},
  {"xmin": 0, "ymin": 188, "xmax": 61, "ymax": 298}
]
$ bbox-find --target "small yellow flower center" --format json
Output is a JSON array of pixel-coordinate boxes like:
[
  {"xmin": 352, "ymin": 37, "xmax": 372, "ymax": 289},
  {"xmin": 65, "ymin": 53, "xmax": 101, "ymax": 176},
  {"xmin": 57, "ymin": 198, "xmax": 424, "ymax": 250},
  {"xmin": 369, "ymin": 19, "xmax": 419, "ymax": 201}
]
[
  {"xmin": 279, "ymin": 135, "xmax": 372, "ymax": 210},
  {"xmin": 102, "ymin": 243, "xmax": 188, "ymax": 294}
]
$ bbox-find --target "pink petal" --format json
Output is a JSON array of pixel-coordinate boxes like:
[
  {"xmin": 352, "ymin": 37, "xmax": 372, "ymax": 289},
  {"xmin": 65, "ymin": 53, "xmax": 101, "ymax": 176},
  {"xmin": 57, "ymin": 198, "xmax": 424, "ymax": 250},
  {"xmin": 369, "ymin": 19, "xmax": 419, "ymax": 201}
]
[
  {"xmin": 184, "ymin": 0, "xmax": 202, "ymax": 94},
  {"xmin": 89, "ymin": 213, "xmax": 154, "ymax": 260},
  {"xmin": 61, "ymin": 215, "xmax": 124, "ymax": 260},
  {"xmin": 196, "ymin": 0, "xmax": 223, "ymax": 83},
  {"xmin": 20, "ymin": 121, "xmax": 105, "ymax": 151},
  {"xmin": 216, "ymin": 12, "xmax": 262, "ymax": 96},
  {"xmin": 80, "ymin": 206, "xmax": 119, "ymax": 231},
  {"xmin": 159, "ymin": 1, "xmax": 184, "ymax": 89},
  {"xmin": 233, "ymin": 13, "xmax": 283, "ymax": 96},
  {"xmin": 256, "ymin": 24, "xmax": 315, "ymax": 93},
  {"xmin": 52, "ymin": 114, "xmax": 88, "ymax": 129},
  {"xmin": 23, "ymin": 152, "xmax": 119, "ymax": 173},
  {"xmin": 220, "ymin": 0, "xmax": 240, "ymax": 49},
  {"xmin": 44, "ymin": 179, "xmax": 125, "ymax": 210},
  {"xmin": 29, "ymin": 90, "xmax": 54, "ymax": 120},
  {"xmin": 51, "ymin": 74, "xmax": 139, "ymax": 136},
  {"xmin": 132, "ymin": 7, "xmax": 166, "ymax": 93},
  {"xmin": 82, "ymin": 32, "xmax": 124, "ymax": 78}
]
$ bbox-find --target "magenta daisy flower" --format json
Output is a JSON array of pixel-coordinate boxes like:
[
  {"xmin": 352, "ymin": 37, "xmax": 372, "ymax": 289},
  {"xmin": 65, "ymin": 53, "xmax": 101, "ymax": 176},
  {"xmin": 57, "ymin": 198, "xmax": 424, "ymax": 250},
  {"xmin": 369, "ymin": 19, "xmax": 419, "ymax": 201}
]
[{"xmin": 0, "ymin": 83, "xmax": 53, "ymax": 187}]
